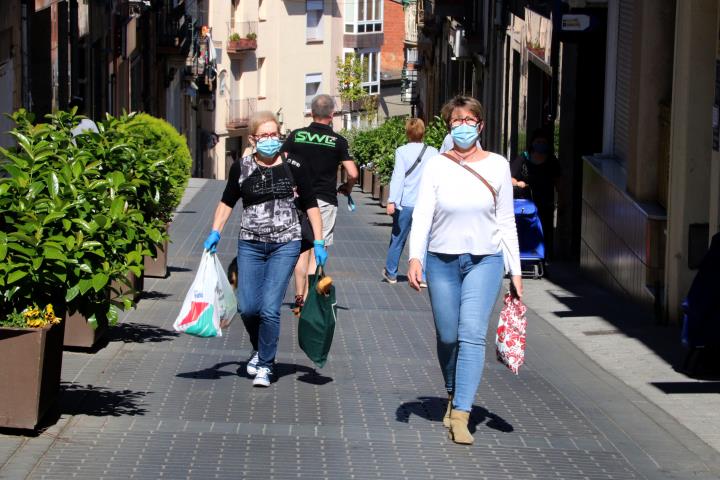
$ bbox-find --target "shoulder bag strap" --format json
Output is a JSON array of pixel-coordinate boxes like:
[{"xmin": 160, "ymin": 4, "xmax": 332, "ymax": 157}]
[
  {"xmin": 441, "ymin": 152, "xmax": 497, "ymax": 206},
  {"xmin": 405, "ymin": 144, "xmax": 428, "ymax": 178}
]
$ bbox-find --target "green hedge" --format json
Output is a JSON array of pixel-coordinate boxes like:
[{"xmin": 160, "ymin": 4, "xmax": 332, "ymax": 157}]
[
  {"xmin": 0, "ymin": 109, "xmax": 189, "ymax": 326},
  {"xmin": 346, "ymin": 116, "xmax": 448, "ymax": 185}
]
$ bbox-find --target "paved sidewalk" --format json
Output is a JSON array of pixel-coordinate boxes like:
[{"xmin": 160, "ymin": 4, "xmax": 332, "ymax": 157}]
[{"xmin": 1, "ymin": 179, "xmax": 719, "ymax": 479}]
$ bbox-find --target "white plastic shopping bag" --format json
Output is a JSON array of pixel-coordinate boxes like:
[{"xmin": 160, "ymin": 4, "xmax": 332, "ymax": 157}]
[{"xmin": 173, "ymin": 251, "xmax": 237, "ymax": 337}]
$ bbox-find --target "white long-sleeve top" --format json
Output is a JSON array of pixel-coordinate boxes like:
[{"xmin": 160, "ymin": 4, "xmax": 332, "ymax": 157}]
[
  {"xmin": 408, "ymin": 152, "xmax": 522, "ymax": 276},
  {"xmin": 387, "ymin": 142, "xmax": 439, "ymax": 209}
]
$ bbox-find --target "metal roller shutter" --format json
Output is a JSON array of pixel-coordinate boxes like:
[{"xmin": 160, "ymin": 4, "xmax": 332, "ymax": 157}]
[{"xmin": 613, "ymin": 0, "xmax": 634, "ymax": 164}]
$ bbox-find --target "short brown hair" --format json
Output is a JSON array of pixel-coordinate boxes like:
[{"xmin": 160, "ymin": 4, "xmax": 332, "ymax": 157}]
[
  {"xmin": 440, "ymin": 95, "xmax": 485, "ymax": 128},
  {"xmin": 249, "ymin": 110, "xmax": 280, "ymax": 136},
  {"xmin": 405, "ymin": 118, "xmax": 425, "ymax": 142}
]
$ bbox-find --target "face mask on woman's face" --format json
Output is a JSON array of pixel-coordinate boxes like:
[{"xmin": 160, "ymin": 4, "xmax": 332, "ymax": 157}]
[
  {"xmin": 451, "ymin": 124, "xmax": 479, "ymax": 149},
  {"xmin": 256, "ymin": 137, "xmax": 282, "ymax": 158},
  {"xmin": 532, "ymin": 142, "xmax": 549, "ymax": 155}
]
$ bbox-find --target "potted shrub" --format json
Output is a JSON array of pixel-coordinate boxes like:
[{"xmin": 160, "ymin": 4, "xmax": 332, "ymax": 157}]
[
  {"xmin": 227, "ymin": 32, "xmax": 257, "ymax": 54},
  {"xmin": 125, "ymin": 114, "xmax": 191, "ymax": 278},
  {"xmin": 0, "ymin": 110, "xmax": 152, "ymax": 349},
  {"xmin": 0, "ymin": 304, "xmax": 64, "ymax": 429}
]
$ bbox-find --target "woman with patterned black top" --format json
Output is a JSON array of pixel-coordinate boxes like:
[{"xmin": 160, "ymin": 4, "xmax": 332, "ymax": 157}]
[{"xmin": 202, "ymin": 111, "xmax": 327, "ymax": 388}]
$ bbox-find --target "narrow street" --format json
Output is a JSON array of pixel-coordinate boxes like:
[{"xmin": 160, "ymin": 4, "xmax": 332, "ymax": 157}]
[{"xmin": 1, "ymin": 180, "xmax": 718, "ymax": 480}]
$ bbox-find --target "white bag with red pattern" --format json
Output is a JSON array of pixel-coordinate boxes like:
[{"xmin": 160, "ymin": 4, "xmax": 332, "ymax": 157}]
[{"xmin": 495, "ymin": 292, "xmax": 527, "ymax": 374}]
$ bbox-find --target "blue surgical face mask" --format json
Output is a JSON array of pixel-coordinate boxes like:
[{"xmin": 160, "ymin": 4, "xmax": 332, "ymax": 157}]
[
  {"xmin": 532, "ymin": 142, "xmax": 549, "ymax": 154},
  {"xmin": 256, "ymin": 137, "xmax": 282, "ymax": 158},
  {"xmin": 451, "ymin": 124, "xmax": 479, "ymax": 149}
]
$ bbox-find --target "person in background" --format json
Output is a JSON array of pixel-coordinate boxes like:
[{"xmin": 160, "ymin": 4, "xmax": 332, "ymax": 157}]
[
  {"xmin": 510, "ymin": 128, "xmax": 562, "ymax": 261},
  {"xmin": 281, "ymin": 94, "xmax": 359, "ymax": 315},
  {"xmin": 383, "ymin": 118, "xmax": 439, "ymax": 286},
  {"xmin": 203, "ymin": 111, "xmax": 327, "ymax": 388},
  {"xmin": 408, "ymin": 95, "xmax": 522, "ymax": 445}
]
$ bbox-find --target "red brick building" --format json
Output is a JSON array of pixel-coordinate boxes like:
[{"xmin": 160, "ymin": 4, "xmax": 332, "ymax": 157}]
[{"xmin": 381, "ymin": 0, "xmax": 404, "ymax": 80}]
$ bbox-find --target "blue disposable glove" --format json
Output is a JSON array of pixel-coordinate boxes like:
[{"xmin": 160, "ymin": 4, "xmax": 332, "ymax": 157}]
[
  {"xmin": 347, "ymin": 195, "xmax": 356, "ymax": 212},
  {"xmin": 313, "ymin": 239, "xmax": 328, "ymax": 267},
  {"xmin": 203, "ymin": 230, "xmax": 221, "ymax": 253}
]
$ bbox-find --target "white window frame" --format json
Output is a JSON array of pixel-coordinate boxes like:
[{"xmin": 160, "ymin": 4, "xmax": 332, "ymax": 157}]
[
  {"xmin": 344, "ymin": 0, "xmax": 383, "ymax": 34},
  {"xmin": 345, "ymin": 48, "xmax": 380, "ymax": 95},
  {"xmin": 306, "ymin": 0, "xmax": 324, "ymax": 42},
  {"xmin": 305, "ymin": 73, "xmax": 322, "ymax": 112}
]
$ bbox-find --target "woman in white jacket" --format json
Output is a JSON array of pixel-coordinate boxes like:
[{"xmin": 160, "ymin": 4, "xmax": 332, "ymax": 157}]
[{"xmin": 407, "ymin": 95, "xmax": 523, "ymax": 445}]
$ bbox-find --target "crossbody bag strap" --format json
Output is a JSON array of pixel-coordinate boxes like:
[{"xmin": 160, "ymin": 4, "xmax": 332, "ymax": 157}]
[
  {"xmin": 441, "ymin": 152, "xmax": 497, "ymax": 206},
  {"xmin": 405, "ymin": 144, "xmax": 428, "ymax": 178}
]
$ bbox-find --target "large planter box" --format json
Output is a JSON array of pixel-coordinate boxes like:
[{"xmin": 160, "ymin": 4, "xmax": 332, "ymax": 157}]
[
  {"xmin": 227, "ymin": 39, "xmax": 257, "ymax": 58},
  {"xmin": 0, "ymin": 322, "xmax": 64, "ymax": 429},
  {"xmin": 63, "ymin": 309, "xmax": 109, "ymax": 349},
  {"xmin": 111, "ymin": 271, "xmax": 143, "ymax": 302},
  {"xmin": 144, "ymin": 225, "xmax": 170, "ymax": 278},
  {"xmin": 372, "ymin": 173, "xmax": 381, "ymax": 200},
  {"xmin": 380, "ymin": 184, "xmax": 390, "ymax": 207},
  {"xmin": 362, "ymin": 168, "xmax": 373, "ymax": 193}
]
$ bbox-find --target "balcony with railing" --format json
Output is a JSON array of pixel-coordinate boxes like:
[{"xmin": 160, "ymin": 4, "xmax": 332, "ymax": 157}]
[
  {"xmin": 226, "ymin": 22, "xmax": 259, "ymax": 59},
  {"xmin": 157, "ymin": 12, "xmax": 191, "ymax": 55},
  {"xmin": 405, "ymin": 2, "xmax": 418, "ymax": 44},
  {"xmin": 227, "ymin": 98, "xmax": 257, "ymax": 130}
]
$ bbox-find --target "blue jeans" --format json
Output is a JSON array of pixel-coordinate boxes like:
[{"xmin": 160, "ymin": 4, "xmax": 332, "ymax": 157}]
[
  {"xmin": 385, "ymin": 207, "xmax": 424, "ymax": 280},
  {"xmin": 237, "ymin": 240, "xmax": 301, "ymax": 368},
  {"xmin": 425, "ymin": 252, "xmax": 504, "ymax": 412}
]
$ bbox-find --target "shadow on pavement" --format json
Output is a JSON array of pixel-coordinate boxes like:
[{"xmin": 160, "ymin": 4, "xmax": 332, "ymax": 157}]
[
  {"xmin": 106, "ymin": 322, "xmax": 179, "ymax": 344},
  {"xmin": 60, "ymin": 382, "xmax": 149, "ymax": 417},
  {"xmin": 177, "ymin": 361, "xmax": 241, "ymax": 380},
  {"xmin": 176, "ymin": 360, "xmax": 333, "ymax": 385},
  {"xmin": 651, "ymin": 381, "xmax": 720, "ymax": 394},
  {"xmin": 395, "ymin": 396, "xmax": 514, "ymax": 433},
  {"xmin": 542, "ymin": 262, "xmax": 688, "ymax": 374},
  {"xmin": 167, "ymin": 266, "xmax": 192, "ymax": 273},
  {"xmin": 138, "ymin": 290, "xmax": 173, "ymax": 300}
]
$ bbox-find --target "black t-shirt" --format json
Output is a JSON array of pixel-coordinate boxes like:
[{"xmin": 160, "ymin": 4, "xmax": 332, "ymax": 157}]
[
  {"xmin": 280, "ymin": 122, "xmax": 352, "ymax": 206},
  {"xmin": 221, "ymin": 154, "xmax": 318, "ymax": 243},
  {"xmin": 510, "ymin": 152, "xmax": 561, "ymax": 208}
]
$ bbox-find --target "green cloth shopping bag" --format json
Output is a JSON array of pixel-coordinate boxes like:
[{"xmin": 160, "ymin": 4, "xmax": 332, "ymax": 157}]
[{"xmin": 298, "ymin": 267, "xmax": 337, "ymax": 368}]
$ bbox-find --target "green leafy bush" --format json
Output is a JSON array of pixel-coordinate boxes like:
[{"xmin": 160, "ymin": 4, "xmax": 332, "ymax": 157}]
[
  {"xmin": 0, "ymin": 109, "xmax": 179, "ymax": 327},
  {"xmin": 123, "ymin": 113, "xmax": 191, "ymax": 224},
  {"xmin": 346, "ymin": 116, "xmax": 449, "ymax": 185},
  {"xmin": 423, "ymin": 115, "xmax": 447, "ymax": 150}
]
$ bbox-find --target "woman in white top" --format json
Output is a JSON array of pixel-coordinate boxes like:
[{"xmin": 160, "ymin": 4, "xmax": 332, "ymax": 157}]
[{"xmin": 408, "ymin": 96, "xmax": 523, "ymax": 445}]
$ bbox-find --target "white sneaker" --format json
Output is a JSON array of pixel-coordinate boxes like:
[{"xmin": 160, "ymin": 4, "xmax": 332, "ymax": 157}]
[
  {"xmin": 246, "ymin": 351, "xmax": 259, "ymax": 376},
  {"xmin": 253, "ymin": 367, "xmax": 272, "ymax": 387}
]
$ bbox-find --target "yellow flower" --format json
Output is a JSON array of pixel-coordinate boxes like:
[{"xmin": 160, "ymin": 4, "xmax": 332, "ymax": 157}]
[{"xmin": 43, "ymin": 304, "xmax": 61, "ymax": 324}]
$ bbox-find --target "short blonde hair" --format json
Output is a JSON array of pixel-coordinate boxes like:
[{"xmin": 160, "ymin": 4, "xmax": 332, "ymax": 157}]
[
  {"xmin": 405, "ymin": 118, "xmax": 425, "ymax": 142},
  {"xmin": 249, "ymin": 110, "xmax": 280, "ymax": 136},
  {"xmin": 440, "ymin": 95, "xmax": 485, "ymax": 129}
]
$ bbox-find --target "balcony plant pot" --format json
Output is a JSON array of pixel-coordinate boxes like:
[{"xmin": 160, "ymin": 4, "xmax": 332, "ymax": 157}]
[
  {"xmin": 144, "ymin": 224, "xmax": 170, "ymax": 278},
  {"xmin": 227, "ymin": 39, "xmax": 257, "ymax": 58},
  {"xmin": 372, "ymin": 173, "xmax": 381, "ymax": 200},
  {"xmin": 63, "ymin": 308, "xmax": 109, "ymax": 349},
  {"xmin": 380, "ymin": 184, "xmax": 390, "ymax": 208},
  {"xmin": 362, "ymin": 167, "xmax": 373, "ymax": 193},
  {"xmin": 0, "ymin": 321, "xmax": 64, "ymax": 430}
]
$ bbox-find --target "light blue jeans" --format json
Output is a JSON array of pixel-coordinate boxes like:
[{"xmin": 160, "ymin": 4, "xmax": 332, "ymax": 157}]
[
  {"xmin": 237, "ymin": 239, "xmax": 301, "ymax": 368},
  {"xmin": 385, "ymin": 207, "xmax": 425, "ymax": 281},
  {"xmin": 425, "ymin": 251, "xmax": 504, "ymax": 412}
]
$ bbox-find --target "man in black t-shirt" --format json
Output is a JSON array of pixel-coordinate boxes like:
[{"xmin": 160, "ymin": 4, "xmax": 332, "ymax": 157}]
[{"xmin": 281, "ymin": 94, "xmax": 358, "ymax": 312}]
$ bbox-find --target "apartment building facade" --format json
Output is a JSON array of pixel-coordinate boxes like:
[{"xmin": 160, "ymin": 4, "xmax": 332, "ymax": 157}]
[{"xmin": 415, "ymin": 0, "xmax": 720, "ymax": 324}]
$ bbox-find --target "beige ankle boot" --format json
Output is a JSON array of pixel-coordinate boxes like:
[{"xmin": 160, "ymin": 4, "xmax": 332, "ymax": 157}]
[
  {"xmin": 443, "ymin": 394, "xmax": 453, "ymax": 428},
  {"xmin": 448, "ymin": 410, "xmax": 473, "ymax": 444}
]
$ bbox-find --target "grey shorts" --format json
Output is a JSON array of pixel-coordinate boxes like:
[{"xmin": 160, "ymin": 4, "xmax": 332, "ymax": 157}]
[{"xmin": 318, "ymin": 200, "xmax": 337, "ymax": 246}]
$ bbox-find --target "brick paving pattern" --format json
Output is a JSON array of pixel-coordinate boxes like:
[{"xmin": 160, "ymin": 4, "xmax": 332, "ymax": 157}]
[{"xmin": 1, "ymin": 179, "xmax": 718, "ymax": 479}]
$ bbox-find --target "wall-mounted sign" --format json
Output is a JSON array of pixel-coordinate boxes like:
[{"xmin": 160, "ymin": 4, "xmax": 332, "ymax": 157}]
[{"xmin": 561, "ymin": 14, "xmax": 591, "ymax": 31}]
